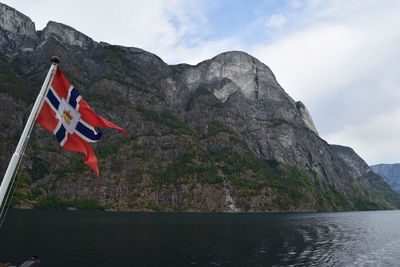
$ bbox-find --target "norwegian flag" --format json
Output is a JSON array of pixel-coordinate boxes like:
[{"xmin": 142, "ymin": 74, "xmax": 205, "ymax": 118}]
[{"xmin": 36, "ymin": 68, "xmax": 127, "ymax": 176}]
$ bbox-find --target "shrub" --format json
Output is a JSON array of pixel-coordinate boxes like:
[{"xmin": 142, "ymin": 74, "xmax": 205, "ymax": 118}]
[
  {"xmin": 73, "ymin": 199, "xmax": 104, "ymax": 210},
  {"xmin": 34, "ymin": 195, "xmax": 71, "ymax": 210},
  {"xmin": 34, "ymin": 195, "xmax": 104, "ymax": 210}
]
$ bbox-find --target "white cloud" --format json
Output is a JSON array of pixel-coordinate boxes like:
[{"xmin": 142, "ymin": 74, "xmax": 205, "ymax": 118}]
[
  {"xmin": 253, "ymin": 2, "xmax": 400, "ymax": 102},
  {"xmin": 160, "ymin": 37, "xmax": 244, "ymax": 65},
  {"xmin": 265, "ymin": 14, "xmax": 287, "ymax": 30},
  {"xmin": 253, "ymin": 23, "xmax": 361, "ymax": 102},
  {"xmin": 326, "ymin": 107, "xmax": 400, "ymax": 165}
]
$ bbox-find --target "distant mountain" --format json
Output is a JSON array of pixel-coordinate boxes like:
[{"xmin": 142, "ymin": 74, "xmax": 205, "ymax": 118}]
[
  {"xmin": 371, "ymin": 164, "xmax": 400, "ymax": 194},
  {"xmin": 1, "ymin": 2, "xmax": 399, "ymax": 212}
]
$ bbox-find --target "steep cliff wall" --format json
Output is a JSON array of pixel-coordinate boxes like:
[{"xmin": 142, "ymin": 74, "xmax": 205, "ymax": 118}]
[
  {"xmin": 331, "ymin": 145, "xmax": 400, "ymax": 208},
  {"xmin": 0, "ymin": 2, "xmax": 399, "ymax": 211}
]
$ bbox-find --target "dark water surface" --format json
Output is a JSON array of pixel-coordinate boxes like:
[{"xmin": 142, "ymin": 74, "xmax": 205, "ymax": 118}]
[{"xmin": 1, "ymin": 209, "xmax": 400, "ymax": 266}]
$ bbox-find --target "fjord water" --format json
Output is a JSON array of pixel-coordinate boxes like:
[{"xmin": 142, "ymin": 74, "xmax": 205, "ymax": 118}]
[{"xmin": 1, "ymin": 210, "xmax": 400, "ymax": 266}]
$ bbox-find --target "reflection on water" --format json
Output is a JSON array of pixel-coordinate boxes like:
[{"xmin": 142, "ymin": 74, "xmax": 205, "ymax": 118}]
[{"xmin": 1, "ymin": 210, "xmax": 400, "ymax": 266}]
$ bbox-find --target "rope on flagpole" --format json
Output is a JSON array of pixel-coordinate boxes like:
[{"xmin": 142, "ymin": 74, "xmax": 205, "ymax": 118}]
[{"xmin": 0, "ymin": 151, "xmax": 26, "ymax": 227}]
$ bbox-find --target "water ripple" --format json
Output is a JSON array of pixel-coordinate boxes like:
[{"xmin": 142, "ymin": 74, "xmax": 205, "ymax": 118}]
[{"xmin": 2, "ymin": 210, "xmax": 400, "ymax": 266}]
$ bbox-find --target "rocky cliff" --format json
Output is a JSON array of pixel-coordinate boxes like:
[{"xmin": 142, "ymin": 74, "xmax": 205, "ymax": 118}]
[
  {"xmin": 331, "ymin": 145, "xmax": 400, "ymax": 208},
  {"xmin": 0, "ymin": 2, "xmax": 399, "ymax": 212},
  {"xmin": 371, "ymin": 164, "xmax": 400, "ymax": 194}
]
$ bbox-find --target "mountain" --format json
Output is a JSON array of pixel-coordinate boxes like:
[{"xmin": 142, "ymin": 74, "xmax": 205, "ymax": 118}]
[
  {"xmin": 331, "ymin": 145, "xmax": 400, "ymax": 207},
  {"xmin": 371, "ymin": 164, "xmax": 400, "ymax": 194},
  {"xmin": 1, "ymin": 2, "xmax": 399, "ymax": 212}
]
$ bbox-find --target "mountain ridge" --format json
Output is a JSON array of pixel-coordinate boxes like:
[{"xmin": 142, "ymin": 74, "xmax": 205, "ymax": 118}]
[{"xmin": 0, "ymin": 2, "xmax": 399, "ymax": 212}]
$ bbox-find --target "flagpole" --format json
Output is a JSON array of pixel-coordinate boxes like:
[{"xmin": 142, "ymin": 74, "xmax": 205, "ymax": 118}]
[{"xmin": 0, "ymin": 57, "xmax": 60, "ymax": 208}]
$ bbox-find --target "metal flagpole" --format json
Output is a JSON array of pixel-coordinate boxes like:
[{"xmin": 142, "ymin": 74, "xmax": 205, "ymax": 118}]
[{"xmin": 0, "ymin": 56, "xmax": 60, "ymax": 208}]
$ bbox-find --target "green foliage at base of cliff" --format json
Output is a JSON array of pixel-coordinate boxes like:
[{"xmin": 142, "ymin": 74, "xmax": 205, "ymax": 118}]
[
  {"xmin": 34, "ymin": 195, "xmax": 104, "ymax": 210},
  {"xmin": 150, "ymin": 135, "xmax": 345, "ymax": 211},
  {"xmin": 10, "ymin": 175, "xmax": 34, "ymax": 206},
  {"xmin": 150, "ymin": 138, "xmax": 394, "ymax": 212},
  {"xmin": 208, "ymin": 148, "xmax": 346, "ymax": 211},
  {"xmin": 358, "ymin": 172, "xmax": 400, "ymax": 209}
]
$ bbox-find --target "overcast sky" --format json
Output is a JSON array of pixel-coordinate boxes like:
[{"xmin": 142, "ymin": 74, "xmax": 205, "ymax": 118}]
[{"xmin": 3, "ymin": 0, "xmax": 400, "ymax": 165}]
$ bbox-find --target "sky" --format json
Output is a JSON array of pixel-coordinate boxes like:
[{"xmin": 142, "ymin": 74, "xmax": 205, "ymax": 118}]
[{"xmin": 2, "ymin": 0, "xmax": 400, "ymax": 165}]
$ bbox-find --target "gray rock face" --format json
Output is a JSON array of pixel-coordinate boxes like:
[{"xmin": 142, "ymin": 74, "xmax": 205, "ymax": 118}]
[
  {"xmin": 40, "ymin": 21, "xmax": 97, "ymax": 49},
  {"xmin": 181, "ymin": 51, "xmax": 348, "ymax": 194},
  {"xmin": 180, "ymin": 51, "xmax": 285, "ymax": 102},
  {"xmin": 1, "ymin": 3, "xmax": 399, "ymax": 211},
  {"xmin": 0, "ymin": 3, "xmax": 36, "ymax": 37},
  {"xmin": 371, "ymin": 164, "xmax": 400, "ymax": 193},
  {"xmin": 0, "ymin": 3, "xmax": 96, "ymax": 55},
  {"xmin": 330, "ymin": 145, "xmax": 370, "ymax": 178},
  {"xmin": 296, "ymin": 101, "xmax": 318, "ymax": 134},
  {"xmin": 331, "ymin": 145, "xmax": 400, "ymax": 206},
  {"xmin": 0, "ymin": 2, "xmax": 38, "ymax": 54}
]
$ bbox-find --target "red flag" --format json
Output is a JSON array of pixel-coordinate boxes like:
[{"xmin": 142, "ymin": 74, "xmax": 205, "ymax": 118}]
[{"xmin": 36, "ymin": 68, "xmax": 127, "ymax": 176}]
